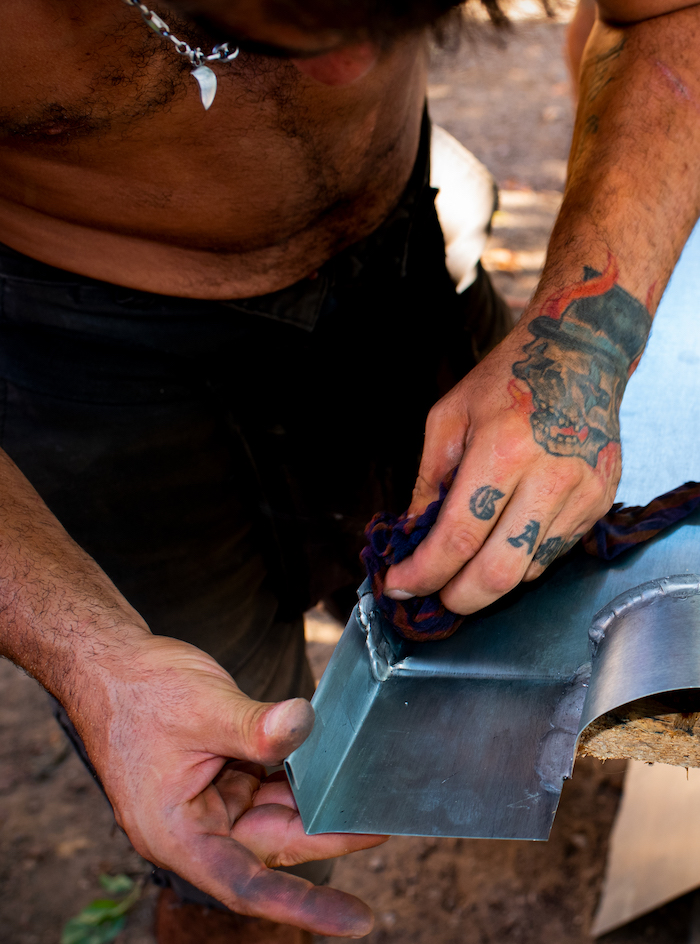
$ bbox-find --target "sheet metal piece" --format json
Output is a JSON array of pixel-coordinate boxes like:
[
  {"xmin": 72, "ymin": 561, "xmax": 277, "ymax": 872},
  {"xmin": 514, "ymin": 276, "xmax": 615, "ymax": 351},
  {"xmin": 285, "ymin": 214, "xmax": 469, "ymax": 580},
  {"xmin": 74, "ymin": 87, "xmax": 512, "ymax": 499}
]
[
  {"xmin": 287, "ymin": 229, "xmax": 700, "ymax": 841},
  {"xmin": 287, "ymin": 518, "xmax": 700, "ymax": 840},
  {"xmin": 581, "ymin": 576, "xmax": 700, "ymax": 732}
]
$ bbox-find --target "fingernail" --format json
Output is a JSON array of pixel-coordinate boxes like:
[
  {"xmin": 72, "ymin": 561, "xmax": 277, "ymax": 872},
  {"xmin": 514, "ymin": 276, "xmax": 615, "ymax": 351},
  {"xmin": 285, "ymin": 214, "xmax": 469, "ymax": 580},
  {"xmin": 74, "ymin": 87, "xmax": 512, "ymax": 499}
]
[{"xmin": 385, "ymin": 589, "xmax": 415, "ymax": 601}]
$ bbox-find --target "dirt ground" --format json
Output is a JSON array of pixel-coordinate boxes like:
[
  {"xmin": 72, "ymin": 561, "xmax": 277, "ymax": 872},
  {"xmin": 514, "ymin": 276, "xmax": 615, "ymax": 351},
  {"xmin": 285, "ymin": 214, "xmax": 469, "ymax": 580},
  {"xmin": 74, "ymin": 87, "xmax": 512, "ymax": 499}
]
[{"xmin": 2, "ymin": 6, "xmax": 695, "ymax": 944}]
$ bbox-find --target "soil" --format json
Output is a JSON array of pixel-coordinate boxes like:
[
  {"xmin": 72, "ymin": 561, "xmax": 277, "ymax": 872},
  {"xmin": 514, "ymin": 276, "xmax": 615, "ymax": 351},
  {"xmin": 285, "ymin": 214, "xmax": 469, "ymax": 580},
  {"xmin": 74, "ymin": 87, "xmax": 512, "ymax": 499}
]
[{"xmin": 1, "ymin": 7, "xmax": 694, "ymax": 944}]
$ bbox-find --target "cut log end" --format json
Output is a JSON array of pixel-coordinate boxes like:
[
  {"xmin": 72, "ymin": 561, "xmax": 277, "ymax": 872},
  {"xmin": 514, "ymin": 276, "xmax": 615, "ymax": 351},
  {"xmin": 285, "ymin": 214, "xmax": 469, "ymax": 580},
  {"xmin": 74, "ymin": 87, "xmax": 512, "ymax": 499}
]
[{"xmin": 578, "ymin": 694, "xmax": 700, "ymax": 768}]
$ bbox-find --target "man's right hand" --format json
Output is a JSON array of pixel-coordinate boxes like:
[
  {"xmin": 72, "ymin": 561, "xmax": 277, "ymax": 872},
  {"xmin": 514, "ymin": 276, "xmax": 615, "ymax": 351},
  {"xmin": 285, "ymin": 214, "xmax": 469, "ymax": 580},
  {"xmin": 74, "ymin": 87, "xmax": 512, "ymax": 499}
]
[
  {"xmin": 68, "ymin": 633, "xmax": 385, "ymax": 938},
  {"xmin": 0, "ymin": 450, "xmax": 382, "ymax": 936}
]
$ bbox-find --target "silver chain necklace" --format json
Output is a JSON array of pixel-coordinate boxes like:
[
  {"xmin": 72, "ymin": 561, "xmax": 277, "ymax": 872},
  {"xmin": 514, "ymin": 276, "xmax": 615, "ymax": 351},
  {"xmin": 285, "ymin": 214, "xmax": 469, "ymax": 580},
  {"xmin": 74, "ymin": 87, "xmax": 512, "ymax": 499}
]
[{"xmin": 121, "ymin": 0, "xmax": 239, "ymax": 110}]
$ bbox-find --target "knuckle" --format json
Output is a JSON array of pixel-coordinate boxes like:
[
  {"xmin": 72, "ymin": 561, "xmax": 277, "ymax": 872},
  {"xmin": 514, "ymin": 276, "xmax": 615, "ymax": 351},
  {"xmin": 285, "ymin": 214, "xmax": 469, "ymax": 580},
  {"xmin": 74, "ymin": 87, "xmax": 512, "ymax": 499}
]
[
  {"xmin": 531, "ymin": 472, "xmax": 561, "ymax": 500},
  {"xmin": 579, "ymin": 505, "xmax": 610, "ymax": 535},
  {"xmin": 444, "ymin": 526, "xmax": 483, "ymax": 563},
  {"xmin": 479, "ymin": 555, "xmax": 523, "ymax": 595},
  {"xmin": 589, "ymin": 497, "xmax": 614, "ymax": 524},
  {"xmin": 489, "ymin": 428, "xmax": 531, "ymax": 468},
  {"xmin": 426, "ymin": 395, "xmax": 453, "ymax": 430},
  {"xmin": 440, "ymin": 586, "xmax": 466, "ymax": 613},
  {"xmin": 586, "ymin": 470, "xmax": 611, "ymax": 500},
  {"xmin": 554, "ymin": 466, "xmax": 585, "ymax": 493},
  {"xmin": 412, "ymin": 472, "xmax": 438, "ymax": 499},
  {"xmin": 522, "ymin": 562, "xmax": 543, "ymax": 583},
  {"xmin": 569, "ymin": 477, "xmax": 614, "ymax": 522},
  {"xmin": 540, "ymin": 464, "xmax": 584, "ymax": 497},
  {"xmin": 597, "ymin": 481, "xmax": 618, "ymax": 511}
]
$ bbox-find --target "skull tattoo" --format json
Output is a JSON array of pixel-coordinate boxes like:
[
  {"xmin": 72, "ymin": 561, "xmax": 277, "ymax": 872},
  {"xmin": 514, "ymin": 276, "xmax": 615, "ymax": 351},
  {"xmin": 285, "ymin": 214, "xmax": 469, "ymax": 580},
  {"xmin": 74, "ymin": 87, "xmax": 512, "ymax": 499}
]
[{"xmin": 512, "ymin": 263, "xmax": 651, "ymax": 468}]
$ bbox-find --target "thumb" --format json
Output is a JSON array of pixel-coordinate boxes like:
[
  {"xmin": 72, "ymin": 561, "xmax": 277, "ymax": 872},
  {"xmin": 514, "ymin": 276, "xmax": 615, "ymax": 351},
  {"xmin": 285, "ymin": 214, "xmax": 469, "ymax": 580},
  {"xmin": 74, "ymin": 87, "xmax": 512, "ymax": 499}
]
[
  {"xmin": 223, "ymin": 694, "xmax": 315, "ymax": 767},
  {"xmin": 409, "ymin": 401, "xmax": 468, "ymax": 516}
]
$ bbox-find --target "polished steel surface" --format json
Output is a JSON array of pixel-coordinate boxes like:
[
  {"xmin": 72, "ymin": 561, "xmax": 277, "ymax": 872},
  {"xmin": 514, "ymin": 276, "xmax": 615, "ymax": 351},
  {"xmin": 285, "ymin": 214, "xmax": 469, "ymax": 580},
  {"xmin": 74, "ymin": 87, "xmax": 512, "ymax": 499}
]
[
  {"xmin": 287, "ymin": 228, "xmax": 700, "ymax": 840},
  {"xmin": 287, "ymin": 520, "xmax": 700, "ymax": 839},
  {"xmin": 581, "ymin": 577, "xmax": 700, "ymax": 732}
]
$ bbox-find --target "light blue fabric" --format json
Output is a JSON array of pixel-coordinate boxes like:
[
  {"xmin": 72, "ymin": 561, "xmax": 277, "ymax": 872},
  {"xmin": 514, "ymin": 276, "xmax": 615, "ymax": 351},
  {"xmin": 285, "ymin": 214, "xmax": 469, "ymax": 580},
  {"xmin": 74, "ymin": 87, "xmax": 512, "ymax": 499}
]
[{"xmin": 617, "ymin": 222, "xmax": 700, "ymax": 505}]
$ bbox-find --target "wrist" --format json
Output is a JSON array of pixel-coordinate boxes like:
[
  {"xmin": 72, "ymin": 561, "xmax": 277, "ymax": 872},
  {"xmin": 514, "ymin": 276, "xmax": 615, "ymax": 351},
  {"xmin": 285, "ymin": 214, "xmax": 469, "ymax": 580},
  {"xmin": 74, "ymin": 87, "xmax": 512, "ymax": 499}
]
[
  {"xmin": 48, "ymin": 615, "xmax": 154, "ymax": 716},
  {"xmin": 0, "ymin": 563, "xmax": 153, "ymax": 711},
  {"xmin": 0, "ymin": 447, "xmax": 154, "ymax": 712}
]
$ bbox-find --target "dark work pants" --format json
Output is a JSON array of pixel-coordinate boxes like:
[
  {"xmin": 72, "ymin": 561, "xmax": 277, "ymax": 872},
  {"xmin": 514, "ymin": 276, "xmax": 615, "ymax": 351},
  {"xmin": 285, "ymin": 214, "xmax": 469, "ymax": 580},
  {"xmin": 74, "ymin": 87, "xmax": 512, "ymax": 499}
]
[{"xmin": 0, "ymin": 114, "xmax": 511, "ymax": 908}]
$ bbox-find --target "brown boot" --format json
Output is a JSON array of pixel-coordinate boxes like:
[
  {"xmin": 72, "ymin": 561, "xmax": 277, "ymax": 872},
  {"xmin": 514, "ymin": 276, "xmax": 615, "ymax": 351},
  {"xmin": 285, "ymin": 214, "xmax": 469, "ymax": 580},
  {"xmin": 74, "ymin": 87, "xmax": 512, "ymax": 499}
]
[{"xmin": 155, "ymin": 887, "xmax": 314, "ymax": 943}]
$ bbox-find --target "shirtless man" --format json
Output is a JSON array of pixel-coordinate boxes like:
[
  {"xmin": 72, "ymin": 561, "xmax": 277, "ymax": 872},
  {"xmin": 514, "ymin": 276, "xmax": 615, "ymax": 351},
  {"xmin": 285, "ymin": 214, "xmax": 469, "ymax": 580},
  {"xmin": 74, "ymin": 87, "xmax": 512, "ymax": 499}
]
[{"xmin": 1, "ymin": 0, "xmax": 699, "ymax": 941}]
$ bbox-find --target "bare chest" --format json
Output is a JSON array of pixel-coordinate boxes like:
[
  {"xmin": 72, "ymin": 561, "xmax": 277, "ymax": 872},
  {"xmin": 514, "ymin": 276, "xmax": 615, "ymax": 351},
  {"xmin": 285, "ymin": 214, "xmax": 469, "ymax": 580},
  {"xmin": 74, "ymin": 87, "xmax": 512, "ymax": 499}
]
[{"xmin": 0, "ymin": 1, "xmax": 427, "ymax": 296}]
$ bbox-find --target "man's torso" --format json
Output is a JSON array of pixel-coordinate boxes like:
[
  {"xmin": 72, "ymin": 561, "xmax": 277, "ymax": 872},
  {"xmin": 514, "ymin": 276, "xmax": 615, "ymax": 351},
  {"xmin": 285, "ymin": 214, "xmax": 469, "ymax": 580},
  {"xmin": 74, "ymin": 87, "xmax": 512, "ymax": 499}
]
[{"xmin": 0, "ymin": 1, "xmax": 427, "ymax": 297}]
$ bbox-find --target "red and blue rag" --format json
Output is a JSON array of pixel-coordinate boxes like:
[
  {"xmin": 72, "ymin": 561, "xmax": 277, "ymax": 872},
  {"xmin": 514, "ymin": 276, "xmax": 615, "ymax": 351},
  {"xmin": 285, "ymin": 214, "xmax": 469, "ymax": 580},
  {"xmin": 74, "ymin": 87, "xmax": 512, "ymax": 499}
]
[{"xmin": 361, "ymin": 478, "xmax": 700, "ymax": 642}]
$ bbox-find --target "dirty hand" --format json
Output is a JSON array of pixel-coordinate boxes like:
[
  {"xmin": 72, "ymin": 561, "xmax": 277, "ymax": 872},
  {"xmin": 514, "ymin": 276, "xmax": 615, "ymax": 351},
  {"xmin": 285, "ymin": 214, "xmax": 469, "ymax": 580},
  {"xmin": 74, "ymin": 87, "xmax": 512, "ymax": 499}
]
[
  {"xmin": 384, "ymin": 261, "xmax": 651, "ymax": 615},
  {"xmin": 70, "ymin": 634, "xmax": 386, "ymax": 937}
]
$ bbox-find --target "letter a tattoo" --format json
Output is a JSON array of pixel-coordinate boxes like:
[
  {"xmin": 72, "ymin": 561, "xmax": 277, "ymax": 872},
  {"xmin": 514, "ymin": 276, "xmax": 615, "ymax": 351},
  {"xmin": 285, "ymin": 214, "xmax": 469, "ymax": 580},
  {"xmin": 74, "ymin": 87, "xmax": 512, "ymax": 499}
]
[
  {"xmin": 533, "ymin": 536, "xmax": 564, "ymax": 566},
  {"xmin": 508, "ymin": 520, "xmax": 540, "ymax": 554},
  {"xmin": 469, "ymin": 486, "xmax": 505, "ymax": 521}
]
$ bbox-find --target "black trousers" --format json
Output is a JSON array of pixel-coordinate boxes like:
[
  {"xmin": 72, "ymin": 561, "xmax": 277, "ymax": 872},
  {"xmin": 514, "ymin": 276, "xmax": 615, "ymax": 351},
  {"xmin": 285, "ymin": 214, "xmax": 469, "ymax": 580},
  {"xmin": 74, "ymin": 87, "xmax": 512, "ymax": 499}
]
[{"xmin": 0, "ymin": 115, "xmax": 510, "ymax": 906}]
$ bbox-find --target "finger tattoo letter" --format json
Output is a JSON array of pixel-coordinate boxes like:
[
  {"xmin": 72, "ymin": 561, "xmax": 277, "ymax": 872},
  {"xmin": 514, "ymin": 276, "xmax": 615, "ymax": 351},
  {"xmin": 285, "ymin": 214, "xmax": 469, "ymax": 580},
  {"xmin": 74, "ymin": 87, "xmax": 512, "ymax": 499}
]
[
  {"xmin": 533, "ymin": 536, "xmax": 565, "ymax": 566},
  {"xmin": 469, "ymin": 486, "xmax": 506, "ymax": 521},
  {"xmin": 508, "ymin": 520, "xmax": 541, "ymax": 554},
  {"xmin": 534, "ymin": 533, "xmax": 584, "ymax": 567}
]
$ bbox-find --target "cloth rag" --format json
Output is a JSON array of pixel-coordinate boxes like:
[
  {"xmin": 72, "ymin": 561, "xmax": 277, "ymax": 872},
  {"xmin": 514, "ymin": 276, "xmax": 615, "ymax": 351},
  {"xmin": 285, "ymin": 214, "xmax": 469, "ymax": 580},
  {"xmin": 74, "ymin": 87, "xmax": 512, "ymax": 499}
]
[{"xmin": 362, "ymin": 478, "xmax": 700, "ymax": 641}]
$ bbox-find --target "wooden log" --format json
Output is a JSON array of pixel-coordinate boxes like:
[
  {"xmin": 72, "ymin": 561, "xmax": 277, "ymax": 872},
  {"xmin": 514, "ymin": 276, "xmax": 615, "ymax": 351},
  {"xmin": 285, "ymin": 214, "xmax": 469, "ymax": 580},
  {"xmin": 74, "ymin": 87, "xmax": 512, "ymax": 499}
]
[{"xmin": 578, "ymin": 692, "xmax": 700, "ymax": 767}]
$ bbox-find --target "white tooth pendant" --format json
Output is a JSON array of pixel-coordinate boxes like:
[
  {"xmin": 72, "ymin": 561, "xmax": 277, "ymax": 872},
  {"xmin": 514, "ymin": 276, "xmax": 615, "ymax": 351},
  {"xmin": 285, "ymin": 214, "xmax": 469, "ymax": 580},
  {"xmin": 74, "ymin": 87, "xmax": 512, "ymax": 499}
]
[{"xmin": 192, "ymin": 65, "xmax": 217, "ymax": 110}]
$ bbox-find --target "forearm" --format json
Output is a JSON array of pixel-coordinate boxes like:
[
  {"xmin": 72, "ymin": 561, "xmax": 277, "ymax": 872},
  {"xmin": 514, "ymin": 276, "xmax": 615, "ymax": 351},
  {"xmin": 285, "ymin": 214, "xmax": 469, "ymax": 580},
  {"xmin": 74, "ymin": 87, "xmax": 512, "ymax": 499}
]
[
  {"xmin": 492, "ymin": 5, "xmax": 700, "ymax": 477},
  {"xmin": 0, "ymin": 450, "xmax": 382, "ymax": 935},
  {"xmin": 536, "ymin": 5, "xmax": 700, "ymax": 315},
  {"xmin": 386, "ymin": 7, "xmax": 700, "ymax": 608},
  {"xmin": 0, "ymin": 447, "xmax": 150, "ymax": 707}
]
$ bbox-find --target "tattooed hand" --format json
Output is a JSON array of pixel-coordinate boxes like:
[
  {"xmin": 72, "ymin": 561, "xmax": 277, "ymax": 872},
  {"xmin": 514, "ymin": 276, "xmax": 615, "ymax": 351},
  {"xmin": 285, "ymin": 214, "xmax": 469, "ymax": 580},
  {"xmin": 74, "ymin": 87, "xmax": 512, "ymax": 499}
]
[{"xmin": 384, "ymin": 256, "xmax": 652, "ymax": 615}]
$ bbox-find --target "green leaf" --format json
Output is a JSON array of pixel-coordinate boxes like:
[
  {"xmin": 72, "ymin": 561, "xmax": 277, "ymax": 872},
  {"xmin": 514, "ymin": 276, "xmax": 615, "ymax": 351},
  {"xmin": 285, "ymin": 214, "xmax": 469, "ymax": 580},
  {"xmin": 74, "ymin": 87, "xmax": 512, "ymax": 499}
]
[
  {"xmin": 60, "ymin": 918, "xmax": 89, "ymax": 944},
  {"xmin": 62, "ymin": 900, "xmax": 119, "ymax": 931},
  {"xmin": 99, "ymin": 874, "xmax": 134, "ymax": 896},
  {"xmin": 61, "ymin": 914, "xmax": 126, "ymax": 944},
  {"xmin": 61, "ymin": 876, "xmax": 141, "ymax": 944}
]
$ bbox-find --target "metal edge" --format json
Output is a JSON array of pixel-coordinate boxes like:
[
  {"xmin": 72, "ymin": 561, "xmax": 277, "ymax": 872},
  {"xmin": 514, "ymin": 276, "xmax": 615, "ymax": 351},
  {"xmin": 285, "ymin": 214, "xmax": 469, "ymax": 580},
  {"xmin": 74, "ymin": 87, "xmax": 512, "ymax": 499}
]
[
  {"xmin": 286, "ymin": 598, "xmax": 384, "ymax": 833},
  {"xmin": 358, "ymin": 580, "xmax": 409, "ymax": 682},
  {"xmin": 575, "ymin": 573, "xmax": 700, "ymax": 746},
  {"xmin": 588, "ymin": 574, "xmax": 700, "ymax": 656}
]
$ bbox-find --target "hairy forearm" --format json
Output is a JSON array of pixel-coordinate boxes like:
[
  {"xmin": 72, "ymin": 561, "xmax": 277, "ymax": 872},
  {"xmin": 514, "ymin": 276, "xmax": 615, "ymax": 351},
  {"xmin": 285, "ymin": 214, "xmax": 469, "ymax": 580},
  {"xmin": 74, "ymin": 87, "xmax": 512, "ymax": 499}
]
[
  {"xmin": 0, "ymin": 457, "xmax": 378, "ymax": 935},
  {"xmin": 0, "ymin": 448, "xmax": 150, "ymax": 706},
  {"xmin": 387, "ymin": 3, "xmax": 700, "ymax": 613},
  {"xmin": 538, "ymin": 5, "xmax": 700, "ymax": 310},
  {"xmin": 500, "ymin": 5, "xmax": 700, "ymax": 473}
]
